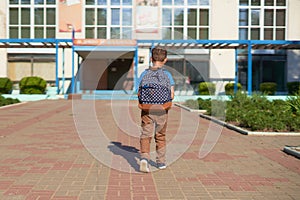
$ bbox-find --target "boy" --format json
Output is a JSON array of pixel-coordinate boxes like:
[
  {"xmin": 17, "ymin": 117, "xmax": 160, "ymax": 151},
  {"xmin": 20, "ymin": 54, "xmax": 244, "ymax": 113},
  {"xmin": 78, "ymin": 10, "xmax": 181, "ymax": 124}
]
[{"xmin": 137, "ymin": 47, "xmax": 175, "ymax": 173}]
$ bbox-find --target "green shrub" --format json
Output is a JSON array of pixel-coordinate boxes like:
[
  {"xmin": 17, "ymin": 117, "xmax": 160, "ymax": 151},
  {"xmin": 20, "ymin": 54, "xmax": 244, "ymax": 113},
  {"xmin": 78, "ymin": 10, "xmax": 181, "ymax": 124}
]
[
  {"xmin": 285, "ymin": 114, "xmax": 300, "ymax": 132},
  {"xmin": 225, "ymin": 92, "xmax": 294, "ymax": 131},
  {"xmin": 183, "ymin": 99, "xmax": 199, "ymax": 109},
  {"xmin": 197, "ymin": 98, "xmax": 211, "ymax": 110},
  {"xmin": 0, "ymin": 95, "xmax": 20, "ymax": 107},
  {"xmin": 19, "ymin": 76, "xmax": 47, "ymax": 94},
  {"xmin": 285, "ymin": 93, "xmax": 300, "ymax": 115},
  {"xmin": 198, "ymin": 82, "xmax": 216, "ymax": 95},
  {"xmin": 226, "ymin": 92, "xmax": 252, "ymax": 123},
  {"xmin": 225, "ymin": 82, "xmax": 242, "ymax": 95},
  {"xmin": 287, "ymin": 81, "xmax": 300, "ymax": 95},
  {"xmin": 183, "ymin": 92, "xmax": 300, "ymax": 132},
  {"xmin": 0, "ymin": 77, "xmax": 13, "ymax": 94},
  {"xmin": 259, "ymin": 82, "xmax": 277, "ymax": 95},
  {"xmin": 209, "ymin": 99, "xmax": 226, "ymax": 119}
]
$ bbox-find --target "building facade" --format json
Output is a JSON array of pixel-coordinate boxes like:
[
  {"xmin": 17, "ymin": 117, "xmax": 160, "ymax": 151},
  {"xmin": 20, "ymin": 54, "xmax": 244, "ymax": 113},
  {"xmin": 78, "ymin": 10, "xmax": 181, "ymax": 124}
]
[{"xmin": 0, "ymin": 0, "xmax": 300, "ymax": 94}]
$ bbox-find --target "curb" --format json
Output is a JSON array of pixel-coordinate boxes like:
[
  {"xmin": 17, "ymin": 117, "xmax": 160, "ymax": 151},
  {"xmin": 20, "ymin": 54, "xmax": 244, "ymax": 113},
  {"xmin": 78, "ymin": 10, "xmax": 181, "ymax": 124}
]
[
  {"xmin": 174, "ymin": 103, "xmax": 207, "ymax": 113},
  {"xmin": 283, "ymin": 146, "xmax": 300, "ymax": 159},
  {"xmin": 175, "ymin": 103, "xmax": 300, "ymax": 136},
  {"xmin": 0, "ymin": 102, "xmax": 27, "ymax": 110}
]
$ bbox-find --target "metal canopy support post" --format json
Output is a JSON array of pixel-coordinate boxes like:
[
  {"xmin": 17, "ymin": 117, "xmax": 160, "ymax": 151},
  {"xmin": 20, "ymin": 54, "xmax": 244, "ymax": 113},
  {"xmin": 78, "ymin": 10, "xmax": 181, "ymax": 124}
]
[
  {"xmin": 71, "ymin": 45, "xmax": 75, "ymax": 93},
  {"xmin": 247, "ymin": 41, "xmax": 253, "ymax": 95},
  {"xmin": 55, "ymin": 41, "xmax": 59, "ymax": 94},
  {"xmin": 71, "ymin": 29, "xmax": 75, "ymax": 93},
  {"xmin": 134, "ymin": 46, "xmax": 138, "ymax": 92},
  {"xmin": 234, "ymin": 48, "xmax": 238, "ymax": 94},
  {"xmin": 77, "ymin": 54, "xmax": 80, "ymax": 93},
  {"xmin": 149, "ymin": 43, "xmax": 155, "ymax": 66},
  {"xmin": 62, "ymin": 48, "xmax": 65, "ymax": 94}
]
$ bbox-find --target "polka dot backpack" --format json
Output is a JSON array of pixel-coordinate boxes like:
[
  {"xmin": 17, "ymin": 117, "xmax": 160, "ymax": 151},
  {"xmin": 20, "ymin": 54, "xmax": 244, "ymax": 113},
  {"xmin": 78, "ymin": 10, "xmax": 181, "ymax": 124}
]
[{"xmin": 138, "ymin": 68, "xmax": 172, "ymax": 105}]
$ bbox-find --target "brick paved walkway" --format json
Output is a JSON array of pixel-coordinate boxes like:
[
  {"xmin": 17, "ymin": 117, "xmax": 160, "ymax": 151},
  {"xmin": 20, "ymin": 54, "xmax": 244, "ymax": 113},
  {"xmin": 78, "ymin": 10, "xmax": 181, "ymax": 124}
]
[{"xmin": 0, "ymin": 100, "xmax": 299, "ymax": 200}]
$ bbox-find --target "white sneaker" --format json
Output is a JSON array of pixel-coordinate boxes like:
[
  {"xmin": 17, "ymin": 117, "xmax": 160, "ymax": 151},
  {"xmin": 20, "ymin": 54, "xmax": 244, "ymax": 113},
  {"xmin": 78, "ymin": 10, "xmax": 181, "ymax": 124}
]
[
  {"xmin": 157, "ymin": 163, "xmax": 166, "ymax": 170},
  {"xmin": 140, "ymin": 159, "xmax": 150, "ymax": 173}
]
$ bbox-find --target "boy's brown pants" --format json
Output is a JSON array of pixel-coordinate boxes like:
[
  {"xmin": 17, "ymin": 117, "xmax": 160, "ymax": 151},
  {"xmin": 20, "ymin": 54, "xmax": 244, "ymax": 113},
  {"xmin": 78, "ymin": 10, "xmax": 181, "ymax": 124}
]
[{"xmin": 140, "ymin": 110, "xmax": 168, "ymax": 164}]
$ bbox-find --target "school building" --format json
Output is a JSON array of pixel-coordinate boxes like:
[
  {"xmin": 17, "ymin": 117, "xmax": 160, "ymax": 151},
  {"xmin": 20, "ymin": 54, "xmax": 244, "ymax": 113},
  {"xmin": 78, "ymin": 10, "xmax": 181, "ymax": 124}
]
[{"xmin": 0, "ymin": 0, "xmax": 300, "ymax": 96}]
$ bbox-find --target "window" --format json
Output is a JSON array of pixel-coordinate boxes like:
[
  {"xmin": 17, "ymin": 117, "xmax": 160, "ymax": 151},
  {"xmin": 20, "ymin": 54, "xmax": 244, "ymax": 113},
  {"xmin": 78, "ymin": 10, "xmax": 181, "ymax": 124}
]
[
  {"xmin": 111, "ymin": 9, "xmax": 120, "ymax": 25},
  {"xmin": 7, "ymin": 53, "xmax": 56, "ymax": 83},
  {"xmin": 239, "ymin": 0, "xmax": 286, "ymax": 40},
  {"xmin": 8, "ymin": 0, "xmax": 56, "ymax": 39},
  {"xmin": 162, "ymin": 0, "xmax": 210, "ymax": 40},
  {"xmin": 85, "ymin": 0, "xmax": 133, "ymax": 39},
  {"xmin": 165, "ymin": 59, "xmax": 209, "ymax": 93}
]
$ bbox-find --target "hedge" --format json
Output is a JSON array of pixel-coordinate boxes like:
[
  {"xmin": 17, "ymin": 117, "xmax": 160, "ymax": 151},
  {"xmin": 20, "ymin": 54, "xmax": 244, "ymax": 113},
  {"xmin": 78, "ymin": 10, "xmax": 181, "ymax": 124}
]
[
  {"xmin": 0, "ymin": 95, "xmax": 20, "ymax": 107},
  {"xmin": 225, "ymin": 82, "xmax": 242, "ymax": 95},
  {"xmin": 287, "ymin": 81, "xmax": 300, "ymax": 95},
  {"xmin": 19, "ymin": 76, "xmax": 47, "ymax": 94},
  {"xmin": 259, "ymin": 82, "xmax": 277, "ymax": 95},
  {"xmin": 226, "ymin": 92, "xmax": 300, "ymax": 131},
  {"xmin": 184, "ymin": 92, "xmax": 300, "ymax": 132},
  {"xmin": 198, "ymin": 82, "xmax": 216, "ymax": 95},
  {"xmin": 0, "ymin": 77, "xmax": 13, "ymax": 94}
]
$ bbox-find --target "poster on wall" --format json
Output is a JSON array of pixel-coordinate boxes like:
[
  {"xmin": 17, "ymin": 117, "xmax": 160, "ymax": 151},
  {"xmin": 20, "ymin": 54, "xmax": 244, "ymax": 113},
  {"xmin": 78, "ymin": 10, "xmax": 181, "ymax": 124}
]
[
  {"xmin": 59, "ymin": 0, "xmax": 82, "ymax": 32},
  {"xmin": 136, "ymin": 0, "xmax": 159, "ymax": 33}
]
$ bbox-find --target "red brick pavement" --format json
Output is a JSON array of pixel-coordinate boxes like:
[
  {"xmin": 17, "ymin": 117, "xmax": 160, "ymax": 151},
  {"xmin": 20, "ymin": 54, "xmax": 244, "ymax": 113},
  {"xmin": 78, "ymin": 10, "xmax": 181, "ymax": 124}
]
[{"xmin": 0, "ymin": 100, "xmax": 299, "ymax": 200}]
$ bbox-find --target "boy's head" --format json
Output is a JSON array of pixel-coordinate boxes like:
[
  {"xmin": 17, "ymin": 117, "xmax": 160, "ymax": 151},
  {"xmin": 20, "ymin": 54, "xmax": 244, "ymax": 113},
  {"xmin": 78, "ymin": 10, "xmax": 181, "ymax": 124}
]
[{"xmin": 151, "ymin": 47, "xmax": 167, "ymax": 62}]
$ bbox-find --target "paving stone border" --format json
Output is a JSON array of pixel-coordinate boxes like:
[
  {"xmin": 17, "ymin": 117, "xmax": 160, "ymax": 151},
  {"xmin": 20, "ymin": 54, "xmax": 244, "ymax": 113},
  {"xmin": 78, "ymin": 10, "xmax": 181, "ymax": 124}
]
[
  {"xmin": 175, "ymin": 103, "xmax": 300, "ymax": 136},
  {"xmin": 0, "ymin": 102, "xmax": 27, "ymax": 110}
]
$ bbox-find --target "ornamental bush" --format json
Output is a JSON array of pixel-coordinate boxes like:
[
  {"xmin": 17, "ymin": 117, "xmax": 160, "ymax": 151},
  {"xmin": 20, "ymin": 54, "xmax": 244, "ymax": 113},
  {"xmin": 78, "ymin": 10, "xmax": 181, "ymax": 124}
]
[
  {"xmin": 198, "ymin": 82, "xmax": 216, "ymax": 95},
  {"xmin": 227, "ymin": 92, "xmax": 300, "ymax": 131},
  {"xmin": 197, "ymin": 98, "xmax": 211, "ymax": 110},
  {"xmin": 225, "ymin": 82, "xmax": 242, "ymax": 95},
  {"xmin": 285, "ymin": 92, "xmax": 300, "ymax": 116},
  {"xmin": 184, "ymin": 91, "xmax": 300, "ymax": 132},
  {"xmin": 183, "ymin": 99, "xmax": 199, "ymax": 109},
  {"xmin": 0, "ymin": 77, "xmax": 13, "ymax": 94},
  {"xmin": 259, "ymin": 82, "xmax": 277, "ymax": 95},
  {"xmin": 19, "ymin": 76, "xmax": 47, "ymax": 94},
  {"xmin": 0, "ymin": 95, "xmax": 20, "ymax": 107},
  {"xmin": 287, "ymin": 81, "xmax": 300, "ymax": 95}
]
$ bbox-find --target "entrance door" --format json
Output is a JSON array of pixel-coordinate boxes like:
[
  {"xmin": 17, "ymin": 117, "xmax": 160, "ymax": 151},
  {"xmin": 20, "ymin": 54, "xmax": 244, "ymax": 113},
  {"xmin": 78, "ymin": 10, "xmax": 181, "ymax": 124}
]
[{"xmin": 107, "ymin": 59, "xmax": 133, "ymax": 90}]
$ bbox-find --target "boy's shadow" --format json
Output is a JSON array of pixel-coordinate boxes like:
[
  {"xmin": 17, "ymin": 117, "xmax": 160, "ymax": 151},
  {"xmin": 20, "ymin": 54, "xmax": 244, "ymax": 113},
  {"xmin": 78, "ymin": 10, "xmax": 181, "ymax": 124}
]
[
  {"xmin": 108, "ymin": 141, "xmax": 140, "ymax": 172},
  {"xmin": 108, "ymin": 141, "xmax": 157, "ymax": 172}
]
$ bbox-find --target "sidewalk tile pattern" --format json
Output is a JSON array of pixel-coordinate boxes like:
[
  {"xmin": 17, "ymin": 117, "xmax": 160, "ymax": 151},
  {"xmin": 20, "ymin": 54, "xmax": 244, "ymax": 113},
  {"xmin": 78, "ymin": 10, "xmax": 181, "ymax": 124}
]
[{"xmin": 0, "ymin": 100, "xmax": 299, "ymax": 200}]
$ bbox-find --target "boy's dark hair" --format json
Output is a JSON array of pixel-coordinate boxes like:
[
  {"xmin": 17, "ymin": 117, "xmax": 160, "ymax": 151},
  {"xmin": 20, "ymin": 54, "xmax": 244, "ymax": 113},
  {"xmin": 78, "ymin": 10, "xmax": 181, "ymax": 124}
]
[{"xmin": 151, "ymin": 47, "xmax": 167, "ymax": 62}]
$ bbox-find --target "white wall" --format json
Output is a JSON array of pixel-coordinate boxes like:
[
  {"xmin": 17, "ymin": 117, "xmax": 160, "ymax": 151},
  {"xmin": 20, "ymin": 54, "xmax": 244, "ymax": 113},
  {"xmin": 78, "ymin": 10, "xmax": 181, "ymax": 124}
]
[
  {"xmin": 137, "ymin": 48, "xmax": 150, "ymax": 77},
  {"xmin": 0, "ymin": 49, "xmax": 7, "ymax": 77},
  {"xmin": 210, "ymin": 0, "xmax": 238, "ymax": 40},
  {"xmin": 286, "ymin": 0, "xmax": 300, "ymax": 84},
  {"xmin": 287, "ymin": 0, "xmax": 300, "ymax": 40},
  {"xmin": 0, "ymin": 0, "xmax": 7, "ymax": 77},
  {"xmin": 209, "ymin": 0, "xmax": 238, "ymax": 93},
  {"xmin": 210, "ymin": 49, "xmax": 236, "ymax": 93}
]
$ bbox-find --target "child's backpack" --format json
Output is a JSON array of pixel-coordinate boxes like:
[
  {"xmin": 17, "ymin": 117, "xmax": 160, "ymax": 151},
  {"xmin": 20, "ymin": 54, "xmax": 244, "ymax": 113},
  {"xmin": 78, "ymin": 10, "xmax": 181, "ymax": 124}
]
[{"xmin": 138, "ymin": 68, "xmax": 172, "ymax": 111}]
